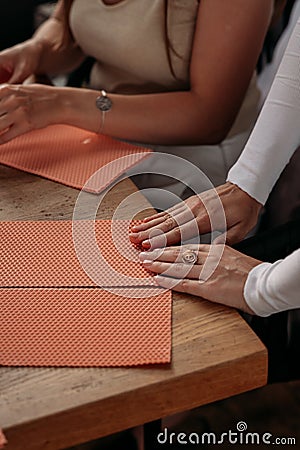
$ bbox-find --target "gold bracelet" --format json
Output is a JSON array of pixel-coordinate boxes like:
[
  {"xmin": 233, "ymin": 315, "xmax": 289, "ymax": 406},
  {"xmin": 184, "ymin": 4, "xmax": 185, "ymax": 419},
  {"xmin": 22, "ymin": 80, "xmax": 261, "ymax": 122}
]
[{"xmin": 95, "ymin": 90, "xmax": 112, "ymax": 134}]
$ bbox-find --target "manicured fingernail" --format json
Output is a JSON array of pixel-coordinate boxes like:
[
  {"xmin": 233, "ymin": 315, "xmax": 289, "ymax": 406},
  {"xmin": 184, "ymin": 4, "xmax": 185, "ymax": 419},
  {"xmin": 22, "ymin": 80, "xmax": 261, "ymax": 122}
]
[
  {"xmin": 154, "ymin": 275, "xmax": 164, "ymax": 283},
  {"xmin": 142, "ymin": 260, "xmax": 152, "ymax": 265},
  {"xmin": 131, "ymin": 225, "xmax": 139, "ymax": 231},
  {"xmin": 139, "ymin": 252, "xmax": 149, "ymax": 259},
  {"xmin": 129, "ymin": 233, "xmax": 140, "ymax": 244},
  {"xmin": 142, "ymin": 240, "xmax": 151, "ymax": 248}
]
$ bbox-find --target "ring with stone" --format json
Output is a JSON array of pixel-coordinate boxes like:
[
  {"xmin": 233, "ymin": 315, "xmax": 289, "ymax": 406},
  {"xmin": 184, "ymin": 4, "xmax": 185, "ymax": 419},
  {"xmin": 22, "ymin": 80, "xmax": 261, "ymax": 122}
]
[{"xmin": 182, "ymin": 249, "xmax": 198, "ymax": 264}]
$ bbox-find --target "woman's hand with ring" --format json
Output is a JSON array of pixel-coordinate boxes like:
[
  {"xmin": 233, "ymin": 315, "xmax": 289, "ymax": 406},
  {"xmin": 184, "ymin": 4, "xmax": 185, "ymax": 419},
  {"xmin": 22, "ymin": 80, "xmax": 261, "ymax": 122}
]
[
  {"xmin": 139, "ymin": 244, "xmax": 261, "ymax": 315},
  {"xmin": 130, "ymin": 183, "xmax": 262, "ymax": 249}
]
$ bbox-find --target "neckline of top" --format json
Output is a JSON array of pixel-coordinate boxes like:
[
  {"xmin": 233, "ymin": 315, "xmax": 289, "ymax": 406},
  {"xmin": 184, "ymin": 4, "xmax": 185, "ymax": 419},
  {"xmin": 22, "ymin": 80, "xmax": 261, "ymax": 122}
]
[{"xmin": 100, "ymin": 0, "xmax": 128, "ymax": 8}]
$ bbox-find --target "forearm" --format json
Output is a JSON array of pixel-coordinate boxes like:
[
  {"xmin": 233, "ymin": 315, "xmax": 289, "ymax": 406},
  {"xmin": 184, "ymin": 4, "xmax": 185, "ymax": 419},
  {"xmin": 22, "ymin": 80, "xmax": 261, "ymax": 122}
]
[
  {"xmin": 60, "ymin": 87, "xmax": 231, "ymax": 145},
  {"xmin": 227, "ymin": 18, "xmax": 300, "ymax": 205},
  {"xmin": 244, "ymin": 249, "xmax": 300, "ymax": 317},
  {"xmin": 33, "ymin": 0, "xmax": 273, "ymax": 144},
  {"xmin": 1, "ymin": 83, "xmax": 232, "ymax": 146}
]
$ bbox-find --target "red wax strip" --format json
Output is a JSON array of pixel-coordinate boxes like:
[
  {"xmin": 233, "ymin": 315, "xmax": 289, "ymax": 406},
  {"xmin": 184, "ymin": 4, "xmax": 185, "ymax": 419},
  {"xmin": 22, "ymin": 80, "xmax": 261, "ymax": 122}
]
[{"xmin": 0, "ymin": 124, "xmax": 151, "ymax": 193}]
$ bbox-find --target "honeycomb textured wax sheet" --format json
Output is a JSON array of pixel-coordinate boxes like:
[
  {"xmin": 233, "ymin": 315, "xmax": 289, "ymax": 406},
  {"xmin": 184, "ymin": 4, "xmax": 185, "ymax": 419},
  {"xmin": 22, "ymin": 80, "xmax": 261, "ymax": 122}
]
[
  {"xmin": 0, "ymin": 288, "xmax": 171, "ymax": 367},
  {"xmin": 0, "ymin": 220, "xmax": 172, "ymax": 367},
  {"xmin": 0, "ymin": 220, "xmax": 156, "ymax": 287},
  {"xmin": 0, "ymin": 125, "xmax": 151, "ymax": 192}
]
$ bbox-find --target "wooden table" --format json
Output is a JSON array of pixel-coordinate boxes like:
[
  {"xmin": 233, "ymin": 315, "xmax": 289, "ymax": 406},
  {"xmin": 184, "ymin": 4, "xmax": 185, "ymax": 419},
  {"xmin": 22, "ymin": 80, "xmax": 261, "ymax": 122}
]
[{"xmin": 0, "ymin": 165, "xmax": 268, "ymax": 450}]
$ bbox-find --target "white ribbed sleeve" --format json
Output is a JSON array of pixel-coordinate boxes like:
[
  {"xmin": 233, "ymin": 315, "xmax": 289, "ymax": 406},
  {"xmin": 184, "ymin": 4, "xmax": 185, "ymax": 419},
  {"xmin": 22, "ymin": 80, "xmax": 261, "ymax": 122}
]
[
  {"xmin": 227, "ymin": 17, "xmax": 300, "ymax": 205},
  {"xmin": 244, "ymin": 249, "xmax": 300, "ymax": 317},
  {"xmin": 227, "ymin": 17, "xmax": 300, "ymax": 316}
]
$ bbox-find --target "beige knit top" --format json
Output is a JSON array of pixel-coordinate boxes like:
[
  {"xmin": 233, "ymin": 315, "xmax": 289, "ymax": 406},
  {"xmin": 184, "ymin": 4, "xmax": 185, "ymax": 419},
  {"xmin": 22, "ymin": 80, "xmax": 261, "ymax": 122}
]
[
  {"xmin": 69, "ymin": 0, "xmax": 200, "ymax": 94},
  {"xmin": 70, "ymin": 0, "xmax": 263, "ymax": 140}
]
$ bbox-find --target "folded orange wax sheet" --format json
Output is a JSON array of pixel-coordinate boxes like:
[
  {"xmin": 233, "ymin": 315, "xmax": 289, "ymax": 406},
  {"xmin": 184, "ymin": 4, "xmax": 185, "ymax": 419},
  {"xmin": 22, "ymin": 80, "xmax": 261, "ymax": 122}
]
[
  {"xmin": 0, "ymin": 125, "xmax": 151, "ymax": 192},
  {"xmin": 0, "ymin": 220, "xmax": 155, "ymax": 287},
  {"xmin": 0, "ymin": 288, "xmax": 171, "ymax": 367}
]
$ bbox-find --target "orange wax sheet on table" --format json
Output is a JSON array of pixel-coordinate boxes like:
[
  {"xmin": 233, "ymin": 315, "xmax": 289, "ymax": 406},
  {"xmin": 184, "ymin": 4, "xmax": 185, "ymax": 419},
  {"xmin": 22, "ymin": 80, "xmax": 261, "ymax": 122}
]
[
  {"xmin": 0, "ymin": 220, "xmax": 156, "ymax": 287},
  {"xmin": 0, "ymin": 221, "xmax": 172, "ymax": 367},
  {"xmin": 0, "ymin": 125, "xmax": 151, "ymax": 192},
  {"xmin": 0, "ymin": 288, "xmax": 172, "ymax": 367}
]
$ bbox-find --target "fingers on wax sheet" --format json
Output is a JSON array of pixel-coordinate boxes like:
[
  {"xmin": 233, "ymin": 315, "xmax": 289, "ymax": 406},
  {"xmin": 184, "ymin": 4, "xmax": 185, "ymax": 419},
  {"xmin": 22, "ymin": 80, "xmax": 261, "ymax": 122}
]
[{"xmin": 0, "ymin": 124, "xmax": 151, "ymax": 192}]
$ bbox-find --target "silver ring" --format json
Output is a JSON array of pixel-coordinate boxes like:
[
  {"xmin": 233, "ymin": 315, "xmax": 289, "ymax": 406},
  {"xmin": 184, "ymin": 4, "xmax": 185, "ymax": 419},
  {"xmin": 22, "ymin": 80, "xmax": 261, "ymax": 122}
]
[{"xmin": 182, "ymin": 249, "xmax": 198, "ymax": 264}]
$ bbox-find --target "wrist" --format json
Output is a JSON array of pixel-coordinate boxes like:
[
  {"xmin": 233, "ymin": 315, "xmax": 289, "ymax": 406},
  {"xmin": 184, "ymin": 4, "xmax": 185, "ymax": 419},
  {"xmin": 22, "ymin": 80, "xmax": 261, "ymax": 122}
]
[
  {"xmin": 55, "ymin": 87, "xmax": 75, "ymax": 125},
  {"xmin": 241, "ymin": 294, "xmax": 256, "ymax": 315},
  {"xmin": 57, "ymin": 87, "xmax": 101, "ymax": 132},
  {"xmin": 29, "ymin": 85, "xmax": 66, "ymax": 128},
  {"xmin": 225, "ymin": 181, "xmax": 262, "ymax": 213},
  {"xmin": 24, "ymin": 38, "xmax": 47, "ymax": 73},
  {"xmin": 214, "ymin": 181, "xmax": 263, "ymax": 244}
]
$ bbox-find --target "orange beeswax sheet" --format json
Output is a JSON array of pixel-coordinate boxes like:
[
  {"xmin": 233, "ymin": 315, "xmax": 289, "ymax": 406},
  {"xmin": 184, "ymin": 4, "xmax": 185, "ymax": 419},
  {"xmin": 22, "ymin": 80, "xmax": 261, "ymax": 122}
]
[
  {"xmin": 0, "ymin": 220, "xmax": 156, "ymax": 287},
  {"xmin": 0, "ymin": 287, "xmax": 172, "ymax": 367},
  {"xmin": 0, "ymin": 125, "xmax": 151, "ymax": 193}
]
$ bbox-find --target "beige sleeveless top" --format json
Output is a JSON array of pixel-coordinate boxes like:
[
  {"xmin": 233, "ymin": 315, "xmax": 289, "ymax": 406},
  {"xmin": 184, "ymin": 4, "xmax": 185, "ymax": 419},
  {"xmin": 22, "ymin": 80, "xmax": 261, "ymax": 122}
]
[
  {"xmin": 69, "ymin": 0, "xmax": 199, "ymax": 94},
  {"xmin": 70, "ymin": 0, "xmax": 262, "ymax": 141}
]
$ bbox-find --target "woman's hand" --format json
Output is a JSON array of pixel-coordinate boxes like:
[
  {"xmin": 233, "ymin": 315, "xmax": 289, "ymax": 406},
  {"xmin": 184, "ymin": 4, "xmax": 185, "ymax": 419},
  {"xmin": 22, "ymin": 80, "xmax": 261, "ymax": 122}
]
[
  {"xmin": 0, "ymin": 83, "xmax": 111, "ymax": 144},
  {"xmin": 0, "ymin": 84, "xmax": 65, "ymax": 144},
  {"xmin": 139, "ymin": 244, "xmax": 261, "ymax": 314},
  {"xmin": 0, "ymin": 40, "xmax": 44, "ymax": 84},
  {"xmin": 130, "ymin": 182, "xmax": 262, "ymax": 248}
]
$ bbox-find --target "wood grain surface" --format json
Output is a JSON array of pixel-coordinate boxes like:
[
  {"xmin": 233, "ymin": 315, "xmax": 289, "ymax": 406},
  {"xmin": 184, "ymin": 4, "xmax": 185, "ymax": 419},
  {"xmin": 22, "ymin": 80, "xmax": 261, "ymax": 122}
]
[{"xmin": 0, "ymin": 165, "xmax": 267, "ymax": 450}]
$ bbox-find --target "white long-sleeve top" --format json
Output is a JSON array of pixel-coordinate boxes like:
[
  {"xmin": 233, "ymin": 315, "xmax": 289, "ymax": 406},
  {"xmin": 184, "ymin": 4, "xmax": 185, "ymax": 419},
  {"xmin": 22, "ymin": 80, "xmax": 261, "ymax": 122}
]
[{"xmin": 227, "ymin": 16, "xmax": 300, "ymax": 317}]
